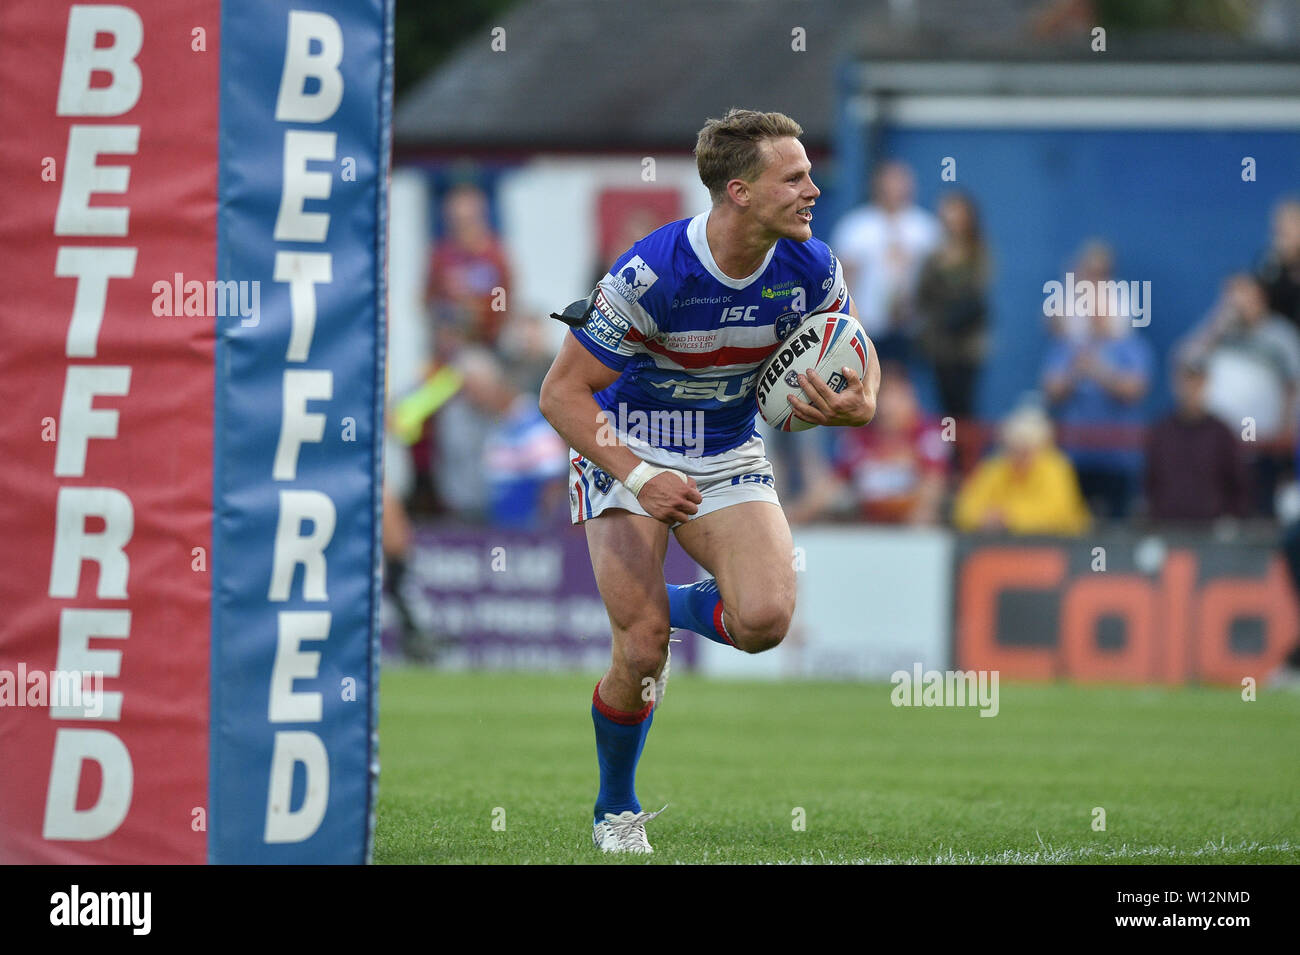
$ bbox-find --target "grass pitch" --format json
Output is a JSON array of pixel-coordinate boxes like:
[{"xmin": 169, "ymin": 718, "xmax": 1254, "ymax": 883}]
[{"xmin": 374, "ymin": 667, "xmax": 1300, "ymax": 864}]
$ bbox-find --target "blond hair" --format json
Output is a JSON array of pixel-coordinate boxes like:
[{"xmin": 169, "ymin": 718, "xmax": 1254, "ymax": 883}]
[{"xmin": 695, "ymin": 108, "xmax": 804, "ymax": 204}]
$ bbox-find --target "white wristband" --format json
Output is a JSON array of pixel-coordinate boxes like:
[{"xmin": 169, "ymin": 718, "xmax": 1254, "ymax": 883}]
[{"xmin": 623, "ymin": 461, "xmax": 686, "ymax": 497}]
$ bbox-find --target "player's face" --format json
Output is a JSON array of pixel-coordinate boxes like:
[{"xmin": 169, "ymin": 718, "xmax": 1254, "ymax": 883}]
[{"xmin": 749, "ymin": 137, "xmax": 820, "ymax": 241}]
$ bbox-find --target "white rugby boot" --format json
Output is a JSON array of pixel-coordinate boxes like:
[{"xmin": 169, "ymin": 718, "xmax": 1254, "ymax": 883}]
[{"xmin": 592, "ymin": 806, "xmax": 667, "ymax": 854}]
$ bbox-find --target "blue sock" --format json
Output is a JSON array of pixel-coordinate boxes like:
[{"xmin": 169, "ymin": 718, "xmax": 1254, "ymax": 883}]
[
  {"xmin": 592, "ymin": 683, "xmax": 655, "ymax": 823},
  {"xmin": 667, "ymin": 578, "xmax": 735, "ymax": 646}
]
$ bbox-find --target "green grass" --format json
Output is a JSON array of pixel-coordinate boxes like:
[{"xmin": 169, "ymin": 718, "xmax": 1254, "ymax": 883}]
[{"xmin": 374, "ymin": 667, "xmax": 1300, "ymax": 864}]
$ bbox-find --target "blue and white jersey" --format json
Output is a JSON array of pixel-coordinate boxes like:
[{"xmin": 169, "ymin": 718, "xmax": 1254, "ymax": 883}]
[{"xmin": 572, "ymin": 211, "xmax": 851, "ymax": 456}]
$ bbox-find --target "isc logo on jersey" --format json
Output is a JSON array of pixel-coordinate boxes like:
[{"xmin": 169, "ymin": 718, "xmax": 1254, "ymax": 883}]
[{"xmin": 720, "ymin": 305, "xmax": 758, "ymax": 323}]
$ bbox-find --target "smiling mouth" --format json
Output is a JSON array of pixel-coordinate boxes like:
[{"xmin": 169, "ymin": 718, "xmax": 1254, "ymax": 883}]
[{"xmin": 797, "ymin": 207, "xmax": 813, "ymax": 223}]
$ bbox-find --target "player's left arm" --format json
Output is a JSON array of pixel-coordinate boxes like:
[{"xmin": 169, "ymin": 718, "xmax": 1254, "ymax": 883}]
[{"xmin": 787, "ymin": 297, "xmax": 880, "ymax": 427}]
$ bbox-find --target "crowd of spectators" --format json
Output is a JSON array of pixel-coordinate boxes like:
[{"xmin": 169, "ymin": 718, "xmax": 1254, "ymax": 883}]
[
  {"xmin": 382, "ymin": 181, "xmax": 565, "ymax": 654},
  {"xmin": 393, "ymin": 181, "xmax": 563, "ymax": 534},
  {"xmin": 395, "ymin": 171, "xmax": 1300, "ymax": 543},
  {"xmin": 804, "ymin": 170, "xmax": 1300, "ymax": 536}
]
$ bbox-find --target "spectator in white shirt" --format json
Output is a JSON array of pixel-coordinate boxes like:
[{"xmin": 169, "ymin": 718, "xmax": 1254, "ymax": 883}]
[
  {"xmin": 1180, "ymin": 273, "xmax": 1300, "ymax": 515},
  {"xmin": 830, "ymin": 160, "xmax": 940, "ymax": 362}
]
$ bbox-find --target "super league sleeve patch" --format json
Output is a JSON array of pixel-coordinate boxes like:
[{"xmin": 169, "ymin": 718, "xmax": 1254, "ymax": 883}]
[{"xmin": 578, "ymin": 288, "xmax": 633, "ymax": 352}]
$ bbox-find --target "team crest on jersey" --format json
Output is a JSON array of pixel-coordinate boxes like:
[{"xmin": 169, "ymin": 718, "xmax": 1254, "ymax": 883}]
[
  {"xmin": 775, "ymin": 310, "xmax": 802, "ymax": 342},
  {"xmin": 607, "ymin": 255, "xmax": 659, "ymax": 303},
  {"xmin": 591, "ymin": 467, "xmax": 614, "ymax": 493}
]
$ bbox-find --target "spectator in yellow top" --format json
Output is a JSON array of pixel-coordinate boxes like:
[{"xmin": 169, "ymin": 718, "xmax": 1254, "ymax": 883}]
[{"xmin": 953, "ymin": 405, "xmax": 1091, "ymax": 535}]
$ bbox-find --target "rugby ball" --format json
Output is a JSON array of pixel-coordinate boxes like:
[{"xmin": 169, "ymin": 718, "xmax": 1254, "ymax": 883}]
[{"xmin": 755, "ymin": 312, "xmax": 870, "ymax": 432}]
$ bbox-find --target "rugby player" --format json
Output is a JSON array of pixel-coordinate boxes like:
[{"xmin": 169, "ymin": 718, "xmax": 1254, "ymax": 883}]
[{"xmin": 539, "ymin": 108, "xmax": 881, "ymax": 853}]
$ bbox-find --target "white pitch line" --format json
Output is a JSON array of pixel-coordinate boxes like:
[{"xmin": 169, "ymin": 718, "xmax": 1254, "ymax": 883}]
[{"xmin": 771, "ymin": 839, "xmax": 1297, "ymax": 865}]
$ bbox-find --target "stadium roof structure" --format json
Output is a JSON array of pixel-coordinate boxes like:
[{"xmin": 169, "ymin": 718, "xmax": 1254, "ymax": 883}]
[
  {"xmin": 395, "ymin": 0, "xmax": 1300, "ymax": 155},
  {"xmin": 395, "ymin": 0, "xmax": 876, "ymax": 153}
]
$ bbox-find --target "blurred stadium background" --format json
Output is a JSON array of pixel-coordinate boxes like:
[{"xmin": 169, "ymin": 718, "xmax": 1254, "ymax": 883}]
[
  {"xmin": 374, "ymin": 0, "xmax": 1300, "ymax": 862},
  {"xmin": 386, "ymin": 0, "xmax": 1300, "ymax": 680}
]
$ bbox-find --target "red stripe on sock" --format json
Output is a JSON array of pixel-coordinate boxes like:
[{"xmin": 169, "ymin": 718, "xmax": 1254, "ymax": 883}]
[
  {"xmin": 714, "ymin": 603, "xmax": 737, "ymax": 647},
  {"xmin": 593, "ymin": 682, "xmax": 653, "ymax": 725}
]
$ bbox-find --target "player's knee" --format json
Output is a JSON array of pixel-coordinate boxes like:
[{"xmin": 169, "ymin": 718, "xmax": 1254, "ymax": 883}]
[
  {"xmin": 614, "ymin": 628, "xmax": 669, "ymax": 679},
  {"xmin": 728, "ymin": 600, "xmax": 793, "ymax": 654},
  {"xmin": 737, "ymin": 631, "xmax": 784, "ymax": 654}
]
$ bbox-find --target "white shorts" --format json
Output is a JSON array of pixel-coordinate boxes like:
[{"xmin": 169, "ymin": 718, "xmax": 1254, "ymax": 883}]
[{"xmin": 568, "ymin": 434, "xmax": 780, "ymax": 526}]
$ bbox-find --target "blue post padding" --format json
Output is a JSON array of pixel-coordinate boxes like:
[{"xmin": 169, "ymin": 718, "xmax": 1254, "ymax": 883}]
[{"xmin": 211, "ymin": 0, "xmax": 392, "ymax": 864}]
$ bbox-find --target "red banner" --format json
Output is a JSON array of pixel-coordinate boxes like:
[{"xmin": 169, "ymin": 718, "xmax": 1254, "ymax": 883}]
[
  {"xmin": 954, "ymin": 536, "xmax": 1297, "ymax": 684},
  {"xmin": 0, "ymin": 1, "xmax": 218, "ymax": 863}
]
